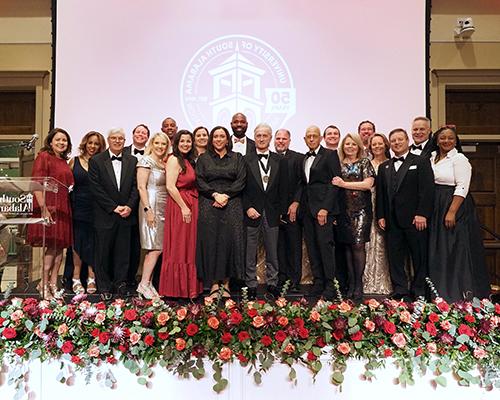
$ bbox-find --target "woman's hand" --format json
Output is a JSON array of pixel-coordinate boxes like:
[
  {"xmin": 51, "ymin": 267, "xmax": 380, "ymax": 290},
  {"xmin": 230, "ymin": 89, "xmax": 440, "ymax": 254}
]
[
  {"xmin": 41, "ymin": 208, "xmax": 53, "ymax": 224},
  {"xmin": 213, "ymin": 193, "xmax": 229, "ymax": 208},
  {"xmin": 444, "ymin": 210, "xmax": 456, "ymax": 229},
  {"xmin": 146, "ymin": 209, "xmax": 156, "ymax": 228},
  {"xmin": 332, "ymin": 176, "xmax": 345, "ymax": 187},
  {"xmin": 182, "ymin": 207, "xmax": 192, "ymax": 223}
]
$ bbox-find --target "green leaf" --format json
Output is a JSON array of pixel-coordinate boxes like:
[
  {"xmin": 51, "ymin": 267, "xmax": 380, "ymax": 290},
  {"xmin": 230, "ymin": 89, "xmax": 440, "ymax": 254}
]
[
  {"xmin": 24, "ymin": 319, "xmax": 34, "ymax": 331},
  {"xmin": 421, "ymin": 331, "xmax": 431, "ymax": 341},
  {"xmin": 321, "ymin": 322, "xmax": 332, "ymax": 330},
  {"xmin": 312, "ymin": 347, "xmax": 322, "ymax": 357},
  {"xmin": 435, "ymin": 376, "xmax": 447, "ymax": 387},
  {"xmin": 348, "ymin": 317, "xmax": 357, "ymax": 327},
  {"xmin": 456, "ymin": 334, "xmax": 469, "ymax": 344},
  {"xmin": 331, "ymin": 371, "xmax": 344, "ymax": 385},
  {"xmin": 137, "ymin": 377, "xmax": 147, "ymax": 385},
  {"xmin": 288, "ymin": 367, "xmax": 296, "ymax": 381},
  {"xmin": 438, "ymin": 364, "xmax": 451, "ymax": 374},
  {"xmin": 253, "ymin": 371, "xmax": 262, "ymax": 385}
]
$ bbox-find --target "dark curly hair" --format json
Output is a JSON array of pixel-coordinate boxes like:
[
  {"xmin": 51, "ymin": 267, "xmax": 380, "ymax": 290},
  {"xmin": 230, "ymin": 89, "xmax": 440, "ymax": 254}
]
[
  {"xmin": 40, "ymin": 127, "xmax": 72, "ymax": 160},
  {"xmin": 172, "ymin": 130, "xmax": 196, "ymax": 173}
]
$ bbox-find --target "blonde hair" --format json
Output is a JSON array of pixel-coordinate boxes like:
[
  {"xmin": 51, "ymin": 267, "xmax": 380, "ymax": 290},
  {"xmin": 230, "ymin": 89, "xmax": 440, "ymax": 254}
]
[
  {"xmin": 145, "ymin": 132, "xmax": 170, "ymax": 156},
  {"xmin": 338, "ymin": 133, "xmax": 364, "ymax": 162}
]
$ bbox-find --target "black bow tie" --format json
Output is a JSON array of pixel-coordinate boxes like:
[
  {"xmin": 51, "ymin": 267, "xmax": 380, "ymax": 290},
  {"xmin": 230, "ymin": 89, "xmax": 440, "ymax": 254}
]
[
  {"xmin": 305, "ymin": 151, "xmax": 317, "ymax": 158},
  {"xmin": 411, "ymin": 144, "xmax": 422, "ymax": 150},
  {"xmin": 257, "ymin": 153, "xmax": 268, "ymax": 159},
  {"xmin": 111, "ymin": 155, "xmax": 122, "ymax": 162},
  {"xmin": 392, "ymin": 156, "xmax": 405, "ymax": 162},
  {"xmin": 134, "ymin": 149, "xmax": 144, "ymax": 155}
]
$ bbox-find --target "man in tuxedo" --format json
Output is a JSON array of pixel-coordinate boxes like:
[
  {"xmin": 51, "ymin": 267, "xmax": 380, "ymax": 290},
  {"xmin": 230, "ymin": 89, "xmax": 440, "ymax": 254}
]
[
  {"xmin": 243, "ymin": 123, "xmax": 288, "ymax": 299},
  {"xmin": 410, "ymin": 116, "xmax": 433, "ymax": 157},
  {"xmin": 358, "ymin": 120, "xmax": 376, "ymax": 155},
  {"xmin": 230, "ymin": 112, "xmax": 255, "ymax": 156},
  {"xmin": 300, "ymin": 125, "xmax": 341, "ymax": 299},
  {"xmin": 89, "ymin": 128, "xmax": 139, "ymax": 300},
  {"xmin": 123, "ymin": 123, "xmax": 150, "ymax": 159},
  {"xmin": 274, "ymin": 128, "xmax": 304, "ymax": 292},
  {"xmin": 161, "ymin": 117, "xmax": 178, "ymax": 143},
  {"xmin": 376, "ymin": 128, "xmax": 434, "ymax": 300}
]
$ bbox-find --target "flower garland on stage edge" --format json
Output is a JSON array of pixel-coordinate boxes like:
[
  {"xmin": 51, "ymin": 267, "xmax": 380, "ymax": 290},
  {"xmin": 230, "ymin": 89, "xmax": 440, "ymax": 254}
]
[{"xmin": 0, "ymin": 293, "xmax": 499, "ymax": 397}]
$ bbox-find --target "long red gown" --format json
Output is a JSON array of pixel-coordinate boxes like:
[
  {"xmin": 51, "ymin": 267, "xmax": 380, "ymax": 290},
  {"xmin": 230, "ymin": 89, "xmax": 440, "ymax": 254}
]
[
  {"xmin": 27, "ymin": 151, "xmax": 74, "ymax": 249},
  {"xmin": 159, "ymin": 160, "xmax": 203, "ymax": 298}
]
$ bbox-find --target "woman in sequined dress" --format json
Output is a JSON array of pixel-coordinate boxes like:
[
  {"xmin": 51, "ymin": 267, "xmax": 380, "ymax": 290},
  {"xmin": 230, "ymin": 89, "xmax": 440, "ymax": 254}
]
[{"xmin": 332, "ymin": 133, "xmax": 375, "ymax": 301}]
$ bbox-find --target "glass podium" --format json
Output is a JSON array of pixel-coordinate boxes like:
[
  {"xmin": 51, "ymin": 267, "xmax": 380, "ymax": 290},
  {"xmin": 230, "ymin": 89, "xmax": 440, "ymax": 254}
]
[{"xmin": 0, "ymin": 177, "xmax": 63, "ymax": 297}]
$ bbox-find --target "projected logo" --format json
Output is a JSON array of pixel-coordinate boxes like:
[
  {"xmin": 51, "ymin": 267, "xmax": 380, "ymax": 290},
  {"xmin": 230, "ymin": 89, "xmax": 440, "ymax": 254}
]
[{"xmin": 181, "ymin": 34, "xmax": 296, "ymax": 129}]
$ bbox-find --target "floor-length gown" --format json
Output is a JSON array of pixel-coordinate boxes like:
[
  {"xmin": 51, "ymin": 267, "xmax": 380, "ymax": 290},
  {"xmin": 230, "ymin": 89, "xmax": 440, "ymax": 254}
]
[
  {"xmin": 363, "ymin": 161, "xmax": 392, "ymax": 295},
  {"xmin": 159, "ymin": 160, "xmax": 202, "ymax": 298}
]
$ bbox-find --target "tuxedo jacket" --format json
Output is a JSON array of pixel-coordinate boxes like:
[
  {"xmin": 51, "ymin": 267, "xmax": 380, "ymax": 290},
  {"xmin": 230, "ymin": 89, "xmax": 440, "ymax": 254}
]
[
  {"xmin": 88, "ymin": 151, "xmax": 139, "ymax": 229},
  {"xmin": 300, "ymin": 146, "xmax": 341, "ymax": 217},
  {"xmin": 242, "ymin": 151, "xmax": 288, "ymax": 228},
  {"xmin": 376, "ymin": 152, "xmax": 434, "ymax": 229},
  {"xmin": 420, "ymin": 140, "xmax": 434, "ymax": 158},
  {"xmin": 281, "ymin": 149, "xmax": 304, "ymax": 206}
]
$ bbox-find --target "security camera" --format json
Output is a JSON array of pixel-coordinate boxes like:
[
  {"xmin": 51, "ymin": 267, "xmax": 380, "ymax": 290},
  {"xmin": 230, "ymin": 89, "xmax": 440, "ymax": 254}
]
[{"xmin": 455, "ymin": 17, "xmax": 475, "ymax": 39}]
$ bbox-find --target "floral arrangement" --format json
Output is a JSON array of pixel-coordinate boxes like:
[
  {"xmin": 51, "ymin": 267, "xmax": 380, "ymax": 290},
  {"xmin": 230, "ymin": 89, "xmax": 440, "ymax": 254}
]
[{"xmin": 0, "ymin": 293, "xmax": 499, "ymax": 396}]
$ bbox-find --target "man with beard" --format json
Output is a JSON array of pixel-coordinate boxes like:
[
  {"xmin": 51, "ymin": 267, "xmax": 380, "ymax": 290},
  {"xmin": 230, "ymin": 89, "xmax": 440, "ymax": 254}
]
[
  {"xmin": 230, "ymin": 112, "xmax": 255, "ymax": 156},
  {"xmin": 161, "ymin": 117, "xmax": 177, "ymax": 152}
]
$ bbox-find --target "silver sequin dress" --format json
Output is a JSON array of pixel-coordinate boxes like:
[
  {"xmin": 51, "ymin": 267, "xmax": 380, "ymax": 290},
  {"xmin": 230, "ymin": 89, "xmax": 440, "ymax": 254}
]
[{"xmin": 137, "ymin": 155, "xmax": 167, "ymax": 250}]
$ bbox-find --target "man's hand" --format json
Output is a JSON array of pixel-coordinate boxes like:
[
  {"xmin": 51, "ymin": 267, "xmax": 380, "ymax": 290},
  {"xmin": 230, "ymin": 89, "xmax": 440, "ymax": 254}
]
[
  {"xmin": 317, "ymin": 209, "xmax": 328, "ymax": 226},
  {"xmin": 119, "ymin": 206, "xmax": 132, "ymax": 218},
  {"xmin": 378, "ymin": 218, "xmax": 386, "ymax": 231},
  {"xmin": 246, "ymin": 207, "xmax": 261, "ymax": 219},
  {"xmin": 287, "ymin": 201, "xmax": 299, "ymax": 222},
  {"xmin": 413, "ymin": 215, "xmax": 427, "ymax": 231}
]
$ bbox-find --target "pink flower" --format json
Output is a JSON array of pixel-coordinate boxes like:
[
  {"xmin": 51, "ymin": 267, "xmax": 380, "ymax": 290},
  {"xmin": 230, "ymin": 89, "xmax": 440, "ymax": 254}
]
[
  {"xmin": 219, "ymin": 347, "xmax": 232, "ymax": 361},
  {"xmin": 275, "ymin": 297, "xmax": 287, "ymax": 308},
  {"xmin": 367, "ymin": 299, "xmax": 380, "ymax": 310},
  {"xmin": 337, "ymin": 342, "xmax": 351, "ymax": 355},
  {"xmin": 157, "ymin": 312, "xmax": 170, "ymax": 325},
  {"xmin": 309, "ymin": 310, "xmax": 321, "ymax": 322},
  {"xmin": 175, "ymin": 338, "xmax": 186, "ymax": 351},
  {"xmin": 339, "ymin": 302, "xmax": 352, "ymax": 313},
  {"xmin": 283, "ymin": 343, "xmax": 295, "ymax": 354},
  {"xmin": 129, "ymin": 332, "xmax": 141, "ymax": 345},
  {"xmin": 57, "ymin": 323, "xmax": 69, "ymax": 335},
  {"xmin": 426, "ymin": 342, "xmax": 437, "ymax": 353},
  {"xmin": 94, "ymin": 312, "xmax": 105, "ymax": 324},
  {"xmin": 277, "ymin": 316, "xmax": 289, "ymax": 327},
  {"xmin": 364, "ymin": 319, "xmax": 375, "ymax": 332},
  {"xmin": 11, "ymin": 310, "xmax": 24, "ymax": 322},
  {"xmin": 399, "ymin": 311, "xmax": 411, "ymax": 324},
  {"xmin": 391, "ymin": 333, "xmax": 407, "ymax": 348},
  {"xmin": 207, "ymin": 316, "xmax": 220, "ymax": 329},
  {"xmin": 252, "ymin": 315, "xmax": 265, "ymax": 328},
  {"xmin": 440, "ymin": 320, "xmax": 451, "ymax": 330},
  {"xmin": 473, "ymin": 347, "xmax": 487, "ymax": 359},
  {"xmin": 87, "ymin": 345, "xmax": 100, "ymax": 357},
  {"xmin": 176, "ymin": 307, "xmax": 187, "ymax": 321},
  {"xmin": 224, "ymin": 299, "xmax": 236, "ymax": 309}
]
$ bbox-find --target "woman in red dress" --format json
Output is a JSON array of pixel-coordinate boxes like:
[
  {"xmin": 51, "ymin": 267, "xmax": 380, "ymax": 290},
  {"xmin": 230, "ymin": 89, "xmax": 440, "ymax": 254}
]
[
  {"xmin": 28, "ymin": 128, "xmax": 74, "ymax": 300},
  {"xmin": 160, "ymin": 130, "xmax": 202, "ymax": 298}
]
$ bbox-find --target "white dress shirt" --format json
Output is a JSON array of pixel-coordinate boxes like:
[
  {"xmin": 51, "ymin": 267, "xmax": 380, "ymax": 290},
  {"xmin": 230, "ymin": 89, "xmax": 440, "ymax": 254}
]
[
  {"xmin": 304, "ymin": 147, "xmax": 318, "ymax": 183},
  {"xmin": 232, "ymin": 136, "xmax": 247, "ymax": 156},
  {"xmin": 256, "ymin": 150, "xmax": 271, "ymax": 190},
  {"xmin": 393, "ymin": 150, "xmax": 409, "ymax": 172},
  {"xmin": 130, "ymin": 144, "xmax": 146, "ymax": 160},
  {"xmin": 431, "ymin": 148, "xmax": 471, "ymax": 198},
  {"xmin": 410, "ymin": 139, "xmax": 428, "ymax": 156},
  {"xmin": 109, "ymin": 149, "xmax": 122, "ymax": 190}
]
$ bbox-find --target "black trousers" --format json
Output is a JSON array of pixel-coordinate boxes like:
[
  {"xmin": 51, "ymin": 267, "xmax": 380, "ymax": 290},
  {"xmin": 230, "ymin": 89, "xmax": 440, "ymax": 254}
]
[
  {"xmin": 126, "ymin": 223, "xmax": 141, "ymax": 286},
  {"xmin": 277, "ymin": 216, "xmax": 302, "ymax": 286},
  {"xmin": 386, "ymin": 223, "xmax": 428, "ymax": 297},
  {"xmin": 302, "ymin": 212, "xmax": 336, "ymax": 287},
  {"xmin": 94, "ymin": 224, "xmax": 132, "ymax": 293}
]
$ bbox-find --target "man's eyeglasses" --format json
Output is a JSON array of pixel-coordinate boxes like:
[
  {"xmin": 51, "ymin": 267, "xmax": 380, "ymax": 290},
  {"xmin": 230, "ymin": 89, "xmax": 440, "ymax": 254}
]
[{"xmin": 109, "ymin": 137, "xmax": 125, "ymax": 142}]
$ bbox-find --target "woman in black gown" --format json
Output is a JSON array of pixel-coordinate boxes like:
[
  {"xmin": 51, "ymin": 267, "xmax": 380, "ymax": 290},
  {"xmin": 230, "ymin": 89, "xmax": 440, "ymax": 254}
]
[
  {"xmin": 428, "ymin": 126, "xmax": 490, "ymax": 302},
  {"xmin": 195, "ymin": 126, "xmax": 246, "ymax": 299}
]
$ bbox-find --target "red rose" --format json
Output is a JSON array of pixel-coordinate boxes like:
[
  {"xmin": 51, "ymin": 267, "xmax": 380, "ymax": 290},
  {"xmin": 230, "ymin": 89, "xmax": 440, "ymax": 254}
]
[
  {"xmin": 61, "ymin": 340, "xmax": 74, "ymax": 354},
  {"xmin": 298, "ymin": 327, "xmax": 309, "ymax": 339},
  {"xmin": 186, "ymin": 323, "xmax": 199, "ymax": 336},
  {"xmin": 458, "ymin": 324, "xmax": 473, "ymax": 337},
  {"xmin": 428, "ymin": 313, "xmax": 439, "ymax": 323},
  {"xmin": 437, "ymin": 301, "xmax": 450, "ymax": 313},
  {"xmin": 238, "ymin": 331, "xmax": 250, "ymax": 342},
  {"xmin": 2, "ymin": 327, "xmax": 17, "ymax": 339},
  {"xmin": 144, "ymin": 334, "xmax": 155, "ymax": 346},
  {"xmin": 274, "ymin": 330, "xmax": 287, "ymax": 342},
  {"xmin": 332, "ymin": 330, "xmax": 344, "ymax": 341},
  {"xmin": 237, "ymin": 353, "xmax": 248, "ymax": 364},
  {"xmin": 219, "ymin": 310, "xmax": 228, "ymax": 320},
  {"xmin": 71, "ymin": 355, "xmax": 82, "ymax": 364},
  {"xmin": 64, "ymin": 309, "xmax": 76, "ymax": 319},
  {"xmin": 378, "ymin": 339, "xmax": 385, "ymax": 346},
  {"xmin": 412, "ymin": 321, "xmax": 421, "ymax": 330},
  {"xmin": 459, "ymin": 344, "xmax": 467, "ymax": 352},
  {"xmin": 384, "ymin": 348, "xmax": 393, "ymax": 357},
  {"xmin": 294, "ymin": 318, "xmax": 305, "ymax": 328},
  {"xmin": 0, "ymin": 317, "xmax": 5, "ymax": 325},
  {"xmin": 495, "ymin": 303, "xmax": 500, "ymax": 315},
  {"xmin": 14, "ymin": 348, "xmax": 26, "ymax": 356},
  {"xmin": 99, "ymin": 332, "xmax": 111, "ymax": 344},
  {"xmin": 383, "ymin": 321, "xmax": 396, "ymax": 334},
  {"xmin": 307, "ymin": 351, "xmax": 317, "ymax": 361},
  {"xmin": 351, "ymin": 330, "xmax": 363, "ymax": 341},
  {"xmin": 261, "ymin": 335, "xmax": 273, "ymax": 347},
  {"xmin": 316, "ymin": 337, "xmax": 326, "ymax": 348},
  {"xmin": 91, "ymin": 328, "xmax": 100, "ymax": 337},
  {"xmin": 229, "ymin": 312, "xmax": 243, "ymax": 325},
  {"xmin": 425, "ymin": 322, "xmax": 437, "ymax": 336},
  {"xmin": 124, "ymin": 309, "xmax": 138, "ymax": 321},
  {"xmin": 247, "ymin": 308, "xmax": 258, "ymax": 318},
  {"xmin": 107, "ymin": 355, "xmax": 117, "ymax": 364},
  {"xmin": 465, "ymin": 314, "xmax": 475, "ymax": 323},
  {"xmin": 118, "ymin": 344, "xmax": 128, "ymax": 353},
  {"xmin": 158, "ymin": 331, "xmax": 169, "ymax": 340},
  {"xmin": 415, "ymin": 347, "xmax": 423, "ymax": 356},
  {"xmin": 221, "ymin": 332, "xmax": 233, "ymax": 344},
  {"xmin": 96, "ymin": 302, "xmax": 106, "ymax": 310}
]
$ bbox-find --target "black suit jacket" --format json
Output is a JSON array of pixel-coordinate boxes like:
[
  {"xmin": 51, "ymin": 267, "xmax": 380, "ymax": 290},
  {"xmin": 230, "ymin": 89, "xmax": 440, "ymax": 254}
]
[
  {"xmin": 281, "ymin": 149, "xmax": 304, "ymax": 207},
  {"xmin": 376, "ymin": 152, "xmax": 434, "ymax": 229},
  {"xmin": 242, "ymin": 152, "xmax": 288, "ymax": 227},
  {"xmin": 420, "ymin": 140, "xmax": 434, "ymax": 158},
  {"xmin": 300, "ymin": 146, "xmax": 341, "ymax": 217},
  {"xmin": 88, "ymin": 151, "xmax": 139, "ymax": 228}
]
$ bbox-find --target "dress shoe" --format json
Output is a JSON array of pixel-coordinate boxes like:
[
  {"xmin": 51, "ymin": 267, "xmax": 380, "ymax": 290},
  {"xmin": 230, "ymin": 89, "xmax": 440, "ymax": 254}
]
[
  {"xmin": 248, "ymin": 287, "xmax": 257, "ymax": 300},
  {"xmin": 100, "ymin": 292, "xmax": 113, "ymax": 301},
  {"xmin": 289, "ymin": 284, "xmax": 301, "ymax": 294},
  {"xmin": 309, "ymin": 283, "xmax": 324, "ymax": 296},
  {"xmin": 267, "ymin": 285, "xmax": 281, "ymax": 297},
  {"xmin": 116, "ymin": 283, "xmax": 132, "ymax": 298}
]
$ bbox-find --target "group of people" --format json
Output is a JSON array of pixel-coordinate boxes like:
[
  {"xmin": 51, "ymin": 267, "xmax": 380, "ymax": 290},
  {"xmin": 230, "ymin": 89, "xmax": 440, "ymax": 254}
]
[{"xmin": 27, "ymin": 113, "xmax": 491, "ymax": 303}]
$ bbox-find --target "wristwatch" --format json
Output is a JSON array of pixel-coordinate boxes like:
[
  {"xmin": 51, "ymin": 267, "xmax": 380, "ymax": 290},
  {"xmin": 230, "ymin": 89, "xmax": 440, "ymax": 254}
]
[{"xmin": 144, "ymin": 206, "xmax": 151, "ymax": 212}]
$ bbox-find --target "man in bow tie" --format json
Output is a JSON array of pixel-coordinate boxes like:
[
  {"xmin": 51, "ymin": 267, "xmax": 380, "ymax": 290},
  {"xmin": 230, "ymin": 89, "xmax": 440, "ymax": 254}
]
[
  {"xmin": 300, "ymin": 125, "xmax": 341, "ymax": 299},
  {"xmin": 410, "ymin": 116, "xmax": 433, "ymax": 157},
  {"xmin": 376, "ymin": 128, "xmax": 434, "ymax": 301},
  {"xmin": 89, "ymin": 128, "xmax": 139, "ymax": 300},
  {"xmin": 124, "ymin": 124, "xmax": 150, "ymax": 160},
  {"xmin": 230, "ymin": 112, "xmax": 256, "ymax": 156},
  {"xmin": 242, "ymin": 123, "xmax": 288, "ymax": 299}
]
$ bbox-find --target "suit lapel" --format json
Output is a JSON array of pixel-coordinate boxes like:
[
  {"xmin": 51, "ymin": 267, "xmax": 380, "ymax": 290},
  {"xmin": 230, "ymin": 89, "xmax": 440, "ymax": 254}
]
[
  {"xmin": 266, "ymin": 154, "xmax": 279, "ymax": 190},
  {"xmin": 394, "ymin": 154, "xmax": 413, "ymax": 192},
  {"xmin": 104, "ymin": 153, "xmax": 119, "ymax": 191},
  {"xmin": 120, "ymin": 155, "xmax": 131, "ymax": 193},
  {"xmin": 249, "ymin": 156, "xmax": 264, "ymax": 191},
  {"xmin": 309, "ymin": 147, "xmax": 323, "ymax": 178}
]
